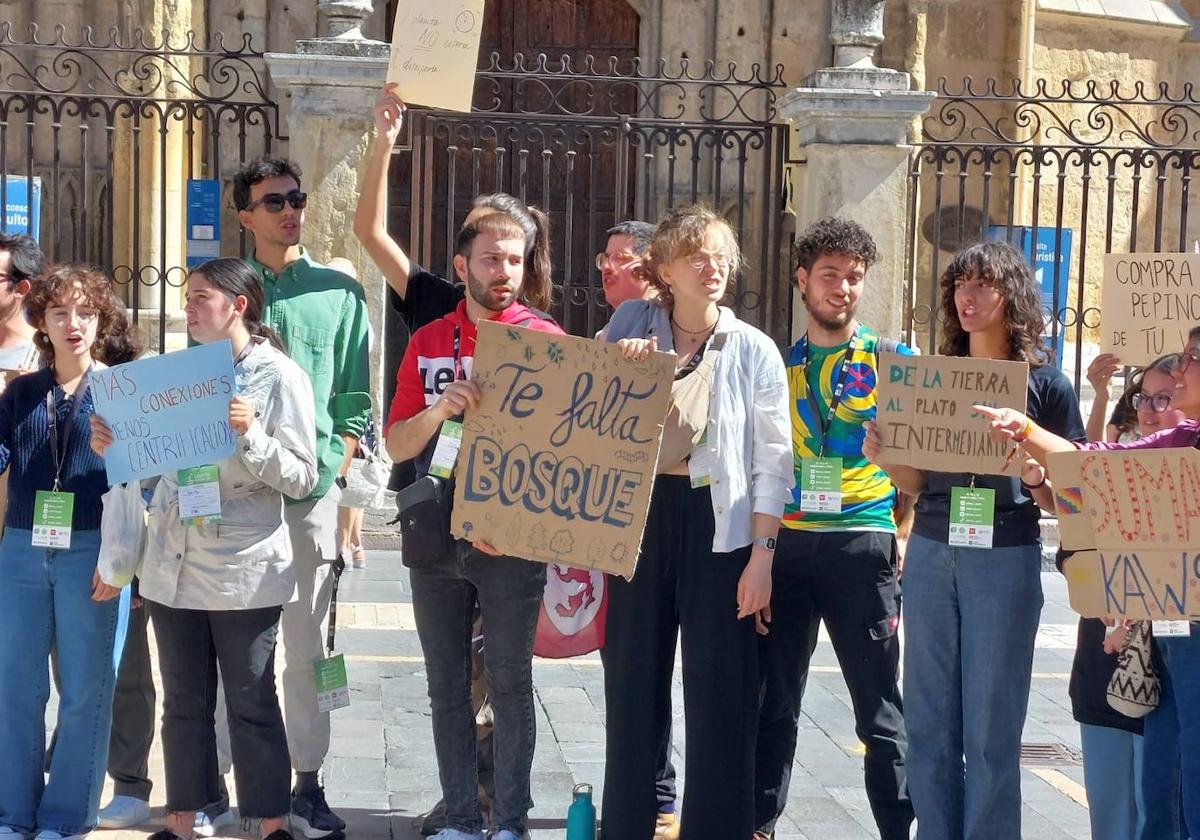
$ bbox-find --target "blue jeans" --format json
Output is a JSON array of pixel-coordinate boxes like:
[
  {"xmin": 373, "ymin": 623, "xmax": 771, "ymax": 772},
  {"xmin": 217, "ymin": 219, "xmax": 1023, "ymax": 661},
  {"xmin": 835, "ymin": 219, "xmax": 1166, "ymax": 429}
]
[
  {"xmin": 902, "ymin": 533, "xmax": 1043, "ymax": 840},
  {"xmin": 1139, "ymin": 643, "xmax": 1186, "ymax": 840},
  {"xmin": 1158, "ymin": 628, "xmax": 1200, "ymax": 839},
  {"xmin": 0, "ymin": 528, "xmax": 126, "ymax": 836},
  {"xmin": 1080, "ymin": 723, "xmax": 1144, "ymax": 840},
  {"xmin": 409, "ymin": 544, "xmax": 545, "ymax": 836}
]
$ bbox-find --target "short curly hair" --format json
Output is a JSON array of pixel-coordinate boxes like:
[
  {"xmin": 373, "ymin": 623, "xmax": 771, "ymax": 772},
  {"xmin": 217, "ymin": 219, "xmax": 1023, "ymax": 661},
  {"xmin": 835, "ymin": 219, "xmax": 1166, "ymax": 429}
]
[
  {"xmin": 233, "ymin": 156, "xmax": 302, "ymax": 211},
  {"xmin": 26, "ymin": 264, "xmax": 127, "ymax": 364},
  {"xmin": 645, "ymin": 205, "xmax": 741, "ymax": 308},
  {"xmin": 793, "ymin": 217, "xmax": 879, "ymax": 273}
]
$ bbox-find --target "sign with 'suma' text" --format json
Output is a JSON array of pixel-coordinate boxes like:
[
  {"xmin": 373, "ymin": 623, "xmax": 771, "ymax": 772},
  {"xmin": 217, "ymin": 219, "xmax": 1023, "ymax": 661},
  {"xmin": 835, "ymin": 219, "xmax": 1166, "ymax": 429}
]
[
  {"xmin": 450, "ymin": 321, "xmax": 674, "ymax": 580},
  {"xmin": 1050, "ymin": 446, "xmax": 1200, "ymax": 619},
  {"xmin": 1101, "ymin": 252, "xmax": 1200, "ymax": 366},
  {"xmin": 91, "ymin": 340, "xmax": 238, "ymax": 484},
  {"xmin": 873, "ymin": 352, "xmax": 1029, "ymax": 475}
]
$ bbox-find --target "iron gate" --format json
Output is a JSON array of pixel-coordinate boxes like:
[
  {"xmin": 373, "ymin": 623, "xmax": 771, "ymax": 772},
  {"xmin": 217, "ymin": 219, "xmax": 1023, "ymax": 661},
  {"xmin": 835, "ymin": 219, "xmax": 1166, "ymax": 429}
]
[
  {"xmin": 0, "ymin": 23, "xmax": 284, "ymax": 352},
  {"xmin": 906, "ymin": 77, "xmax": 1200, "ymax": 390},
  {"xmin": 388, "ymin": 53, "xmax": 794, "ymax": 343}
]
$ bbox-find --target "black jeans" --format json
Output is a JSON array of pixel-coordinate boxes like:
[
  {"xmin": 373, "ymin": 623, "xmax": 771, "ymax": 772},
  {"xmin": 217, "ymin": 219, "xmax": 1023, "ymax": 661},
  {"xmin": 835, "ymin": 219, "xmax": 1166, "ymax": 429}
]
[
  {"xmin": 409, "ymin": 543, "xmax": 545, "ymax": 836},
  {"xmin": 109, "ymin": 601, "xmax": 156, "ymax": 800},
  {"xmin": 754, "ymin": 529, "xmax": 913, "ymax": 840},
  {"xmin": 603, "ymin": 477, "xmax": 759, "ymax": 840},
  {"xmin": 148, "ymin": 602, "xmax": 290, "ymax": 819}
]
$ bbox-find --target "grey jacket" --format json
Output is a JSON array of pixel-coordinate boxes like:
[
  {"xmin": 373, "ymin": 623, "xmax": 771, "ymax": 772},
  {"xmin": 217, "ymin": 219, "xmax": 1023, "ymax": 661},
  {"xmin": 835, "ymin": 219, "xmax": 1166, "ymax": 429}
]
[{"xmin": 138, "ymin": 338, "xmax": 319, "ymax": 610}]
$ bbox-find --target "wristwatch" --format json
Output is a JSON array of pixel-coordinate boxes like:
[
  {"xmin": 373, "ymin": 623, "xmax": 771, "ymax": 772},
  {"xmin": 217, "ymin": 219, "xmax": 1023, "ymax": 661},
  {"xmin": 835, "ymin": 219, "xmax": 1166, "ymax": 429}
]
[
  {"xmin": 753, "ymin": 536, "xmax": 777, "ymax": 552},
  {"xmin": 335, "ymin": 475, "xmax": 348, "ymax": 489}
]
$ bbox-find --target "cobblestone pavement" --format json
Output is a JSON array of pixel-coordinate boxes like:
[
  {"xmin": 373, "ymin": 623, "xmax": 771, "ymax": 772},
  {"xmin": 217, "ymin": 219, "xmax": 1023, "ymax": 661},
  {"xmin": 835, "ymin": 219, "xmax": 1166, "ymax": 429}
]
[{"xmin": 81, "ymin": 549, "xmax": 1092, "ymax": 840}]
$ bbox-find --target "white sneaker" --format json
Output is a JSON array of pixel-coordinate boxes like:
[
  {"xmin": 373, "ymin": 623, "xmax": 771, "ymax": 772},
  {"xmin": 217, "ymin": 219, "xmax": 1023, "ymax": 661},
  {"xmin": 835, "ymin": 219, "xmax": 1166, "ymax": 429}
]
[
  {"xmin": 98, "ymin": 796, "xmax": 151, "ymax": 829},
  {"xmin": 429, "ymin": 830, "xmax": 485, "ymax": 840},
  {"xmin": 33, "ymin": 832, "xmax": 86, "ymax": 840},
  {"xmin": 193, "ymin": 809, "xmax": 236, "ymax": 838},
  {"xmin": 0, "ymin": 827, "xmax": 26, "ymax": 840}
]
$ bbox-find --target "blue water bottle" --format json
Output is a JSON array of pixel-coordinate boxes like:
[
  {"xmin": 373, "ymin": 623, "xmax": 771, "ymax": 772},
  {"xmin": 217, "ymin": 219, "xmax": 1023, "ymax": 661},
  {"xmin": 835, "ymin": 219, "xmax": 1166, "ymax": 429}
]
[{"xmin": 565, "ymin": 782, "xmax": 596, "ymax": 840}]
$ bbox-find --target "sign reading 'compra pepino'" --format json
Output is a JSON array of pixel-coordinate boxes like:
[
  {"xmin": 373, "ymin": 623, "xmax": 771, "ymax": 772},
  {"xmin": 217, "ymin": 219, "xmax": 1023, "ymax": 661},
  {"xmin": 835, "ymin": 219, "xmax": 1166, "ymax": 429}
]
[
  {"xmin": 450, "ymin": 321, "xmax": 674, "ymax": 580},
  {"xmin": 1102, "ymin": 252, "xmax": 1200, "ymax": 366}
]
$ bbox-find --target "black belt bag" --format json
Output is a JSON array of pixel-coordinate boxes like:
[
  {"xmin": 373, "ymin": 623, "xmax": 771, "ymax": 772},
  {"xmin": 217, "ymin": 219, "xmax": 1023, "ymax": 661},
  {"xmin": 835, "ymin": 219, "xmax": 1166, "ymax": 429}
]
[{"xmin": 395, "ymin": 474, "xmax": 457, "ymax": 569}]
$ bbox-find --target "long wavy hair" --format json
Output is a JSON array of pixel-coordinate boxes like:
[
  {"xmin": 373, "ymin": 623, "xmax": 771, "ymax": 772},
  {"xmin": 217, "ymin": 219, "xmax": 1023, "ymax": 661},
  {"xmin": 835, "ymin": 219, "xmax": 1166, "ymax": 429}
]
[{"xmin": 937, "ymin": 241, "xmax": 1050, "ymax": 366}]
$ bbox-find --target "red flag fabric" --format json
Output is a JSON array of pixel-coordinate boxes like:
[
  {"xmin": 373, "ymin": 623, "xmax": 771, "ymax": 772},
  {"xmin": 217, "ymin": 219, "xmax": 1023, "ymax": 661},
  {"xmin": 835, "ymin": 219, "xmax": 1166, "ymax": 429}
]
[{"xmin": 533, "ymin": 564, "xmax": 607, "ymax": 658}]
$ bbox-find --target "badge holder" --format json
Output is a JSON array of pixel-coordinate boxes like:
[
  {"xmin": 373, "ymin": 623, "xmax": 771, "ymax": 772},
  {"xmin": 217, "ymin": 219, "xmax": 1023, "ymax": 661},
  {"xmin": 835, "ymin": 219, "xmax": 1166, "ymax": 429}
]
[
  {"xmin": 800, "ymin": 456, "xmax": 843, "ymax": 513},
  {"xmin": 948, "ymin": 477, "xmax": 996, "ymax": 549},
  {"xmin": 178, "ymin": 464, "xmax": 222, "ymax": 525},
  {"xmin": 314, "ymin": 552, "xmax": 351, "ymax": 713}
]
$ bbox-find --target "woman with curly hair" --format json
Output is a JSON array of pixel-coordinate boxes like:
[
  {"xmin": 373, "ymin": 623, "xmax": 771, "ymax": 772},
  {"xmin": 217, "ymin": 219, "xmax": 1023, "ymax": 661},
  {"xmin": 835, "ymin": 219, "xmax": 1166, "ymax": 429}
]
[
  {"xmin": 863, "ymin": 241, "xmax": 1085, "ymax": 840},
  {"xmin": 0, "ymin": 265, "xmax": 133, "ymax": 840}
]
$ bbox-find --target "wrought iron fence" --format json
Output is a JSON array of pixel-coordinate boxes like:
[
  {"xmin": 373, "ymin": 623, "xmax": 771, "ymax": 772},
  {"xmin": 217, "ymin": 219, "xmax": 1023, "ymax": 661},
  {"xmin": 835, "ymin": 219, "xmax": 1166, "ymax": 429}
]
[
  {"xmin": 0, "ymin": 23, "xmax": 284, "ymax": 351},
  {"xmin": 388, "ymin": 53, "xmax": 794, "ymax": 342},
  {"xmin": 906, "ymin": 77, "xmax": 1200, "ymax": 390}
]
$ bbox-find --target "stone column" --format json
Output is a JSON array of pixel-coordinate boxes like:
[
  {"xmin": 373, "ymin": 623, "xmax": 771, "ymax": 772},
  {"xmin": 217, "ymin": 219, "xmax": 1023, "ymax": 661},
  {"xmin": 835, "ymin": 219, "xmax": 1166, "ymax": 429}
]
[
  {"xmin": 266, "ymin": 10, "xmax": 391, "ymax": 404},
  {"xmin": 780, "ymin": 0, "xmax": 934, "ymax": 345}
]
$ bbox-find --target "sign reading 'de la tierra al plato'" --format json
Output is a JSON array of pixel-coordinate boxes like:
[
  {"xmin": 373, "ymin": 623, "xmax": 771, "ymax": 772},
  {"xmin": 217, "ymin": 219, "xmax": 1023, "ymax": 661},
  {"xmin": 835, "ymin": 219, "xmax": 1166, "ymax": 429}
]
[
  {"xmin": 874, "ymin": 352, "xmax": 1029, "ymax": 475},
  {"xmin": 1102, "ymin": 252, "xmax": 1200, "ymax": 367},
  {"xmin": 90, "ymin": 340, "xmax": 238, "ymax": 485},
  {"xmin": 450, "ymin": 321, "xmax": 674, "ymax": 580},
  {"xmin": 1049, "ymin": 447, "xmax": 1200, "ymax": 619},
  {"xmin": 386, "ymin": 0, "xmax": 486, "ymax": 113}
]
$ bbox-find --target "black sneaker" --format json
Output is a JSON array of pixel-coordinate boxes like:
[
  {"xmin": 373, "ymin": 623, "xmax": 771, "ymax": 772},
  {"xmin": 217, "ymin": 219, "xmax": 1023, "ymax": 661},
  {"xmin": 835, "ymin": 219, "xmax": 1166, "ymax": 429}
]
[
  {"xmin": 290, "ymin": 786, "xmax": 346, "ymax": 839},
  {"xmin": 262, "ymin": 830, "xmax": 295, "ymax": 840}
]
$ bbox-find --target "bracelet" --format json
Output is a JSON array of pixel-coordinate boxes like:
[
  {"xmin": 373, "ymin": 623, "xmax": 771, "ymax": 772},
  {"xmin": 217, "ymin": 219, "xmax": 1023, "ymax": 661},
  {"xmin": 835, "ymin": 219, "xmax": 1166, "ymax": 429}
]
[
  {"xmin": 1021, "ymin": 473, "xmax": 1047, "ymax": 490},
  {"xmin": 1013, "ymin": 416, "xmax": 1034, "ymax": 443}
]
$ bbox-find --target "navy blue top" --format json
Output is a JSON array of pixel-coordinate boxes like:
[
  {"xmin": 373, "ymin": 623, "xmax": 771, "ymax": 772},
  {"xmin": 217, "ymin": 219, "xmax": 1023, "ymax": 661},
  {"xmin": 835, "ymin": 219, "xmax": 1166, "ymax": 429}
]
[{"xmin": 0, "ymin": 367, "xmax": 106, "ymax": 531}]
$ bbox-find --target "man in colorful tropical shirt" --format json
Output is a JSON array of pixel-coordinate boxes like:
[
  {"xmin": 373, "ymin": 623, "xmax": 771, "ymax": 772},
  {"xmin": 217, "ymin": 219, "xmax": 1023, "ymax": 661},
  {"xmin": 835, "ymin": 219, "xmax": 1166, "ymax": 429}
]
[{"xmin": 753, "ymin": 218, "xmax": 915, "ymax": 840}]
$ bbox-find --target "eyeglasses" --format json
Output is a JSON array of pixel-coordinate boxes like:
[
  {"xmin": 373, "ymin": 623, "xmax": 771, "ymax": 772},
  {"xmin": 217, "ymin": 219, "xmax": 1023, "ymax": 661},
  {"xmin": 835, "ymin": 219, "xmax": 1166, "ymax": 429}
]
[
  {"xmin": 686, "ymin": 250, "xmax": 732, "ymax": 272},
  {"xmin": 1178, "ymin": 348, "xmax": 1200, "ymax": 375},
  {"xmin": 1131, "ymin": 392, "xmax": 1174, "ymax": 413},
  {"xmin": 244, "ymin": 190, "xmax": 308, "ymax": 213},
  {"xmin": 595, "ymin": 251, "xmax": 641, "ymax": 270}
]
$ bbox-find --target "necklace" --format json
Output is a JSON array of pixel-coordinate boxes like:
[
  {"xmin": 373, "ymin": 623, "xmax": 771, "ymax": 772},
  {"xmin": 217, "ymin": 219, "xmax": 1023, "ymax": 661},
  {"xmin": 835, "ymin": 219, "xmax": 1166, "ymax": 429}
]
[{"xmin": 671, "ymin": 314, "xmax": 717, "ymax": 337}]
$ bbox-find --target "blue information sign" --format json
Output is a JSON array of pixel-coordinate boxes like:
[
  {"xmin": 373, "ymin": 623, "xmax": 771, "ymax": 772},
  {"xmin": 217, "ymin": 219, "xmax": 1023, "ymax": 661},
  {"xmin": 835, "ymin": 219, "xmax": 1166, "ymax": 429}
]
[
  {"xmin": 186, "ymin": 179, "xmax": 222, "ymax": 268},
  {"xmin": 0, "ymin": 175, "xmax": 42, "ymax": 241},
  {"xmin": 989, "ymin": 225, "xmax": 1073, "ymax": 365}
]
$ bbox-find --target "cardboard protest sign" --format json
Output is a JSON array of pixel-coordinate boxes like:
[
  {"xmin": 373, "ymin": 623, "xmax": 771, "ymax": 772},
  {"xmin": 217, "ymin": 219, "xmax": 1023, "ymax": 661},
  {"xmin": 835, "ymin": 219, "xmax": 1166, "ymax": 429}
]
[
  {"xmin": 1049, "ymin": 447, "xmax": 1200, "ymax": 618},
  {"xmin": 1101, "ymin": 253, "xmax": 1200, "ymax": 366},
  {"xmin": 386, "ymin": 0, "xmax": 486, "ymax": 112},
  {"xmin": 90, "ymin": 340, "xmax": 237, "ymax": 484},
  {"xmin": 874, "ymin": 352, "xmax": 1029, "ymax": 475},
  {"xmin": 450, "ymin": 321, "xmax": 674, "ymax": 579}
]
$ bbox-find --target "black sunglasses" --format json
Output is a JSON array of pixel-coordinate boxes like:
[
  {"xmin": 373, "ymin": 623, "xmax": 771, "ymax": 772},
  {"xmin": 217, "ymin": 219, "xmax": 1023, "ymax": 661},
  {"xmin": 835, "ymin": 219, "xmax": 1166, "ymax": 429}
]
[{"xmin": 245, "ymin": 190, "xmax": 307, "ymax": 213}]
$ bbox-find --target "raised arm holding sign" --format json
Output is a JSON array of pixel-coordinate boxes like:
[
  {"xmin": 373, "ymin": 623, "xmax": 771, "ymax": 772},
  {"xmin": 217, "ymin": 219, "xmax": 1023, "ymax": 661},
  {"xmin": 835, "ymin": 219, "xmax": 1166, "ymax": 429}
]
[{"xmin": 386, "ymin": 0, "xmax": 486, "ymax": 113}]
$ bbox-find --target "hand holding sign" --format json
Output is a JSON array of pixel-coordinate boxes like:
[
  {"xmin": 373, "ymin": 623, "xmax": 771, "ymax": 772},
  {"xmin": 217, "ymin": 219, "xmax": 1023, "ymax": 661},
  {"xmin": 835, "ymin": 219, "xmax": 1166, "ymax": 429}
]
[
  {"xmin": 374, "ymin": 84, "xmax": 407, "ymax": 146},
  {"xmin": 386, "ymin": 0, "xmax": 486, "ymax": 113}
]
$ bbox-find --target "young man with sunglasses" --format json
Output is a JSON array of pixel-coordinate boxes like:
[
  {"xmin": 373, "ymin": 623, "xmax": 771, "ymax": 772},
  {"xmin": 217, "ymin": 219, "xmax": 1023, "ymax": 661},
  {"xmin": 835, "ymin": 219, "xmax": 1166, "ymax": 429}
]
[{"xmin": 235, "ymin": 157, "xmax": 372, "ymax": 839}]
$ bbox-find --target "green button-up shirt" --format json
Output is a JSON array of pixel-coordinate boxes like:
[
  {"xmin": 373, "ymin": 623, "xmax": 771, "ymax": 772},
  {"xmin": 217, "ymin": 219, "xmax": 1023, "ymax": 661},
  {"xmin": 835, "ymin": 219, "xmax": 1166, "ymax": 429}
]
[{"xmin": 248, "ymin": 249, "xmax": 372, "ymax": 505}]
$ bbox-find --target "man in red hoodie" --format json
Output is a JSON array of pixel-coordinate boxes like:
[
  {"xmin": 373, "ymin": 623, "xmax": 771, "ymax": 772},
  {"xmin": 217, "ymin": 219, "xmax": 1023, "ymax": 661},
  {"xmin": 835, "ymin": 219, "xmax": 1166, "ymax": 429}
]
[{"xmin": 385, "ymin": 212, "xmax": 562, "ymax": 840}]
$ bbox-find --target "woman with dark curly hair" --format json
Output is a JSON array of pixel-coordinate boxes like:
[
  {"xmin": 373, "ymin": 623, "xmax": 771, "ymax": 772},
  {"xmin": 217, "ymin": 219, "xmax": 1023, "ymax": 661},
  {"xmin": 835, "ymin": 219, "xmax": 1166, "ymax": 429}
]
[
  {"xmin": 0, "ymin": 265, "xmax": 132, "ymax": 840},
  {"xmin": 862, "ymin": 241, "xmax": 1085, "ymax": 840}
]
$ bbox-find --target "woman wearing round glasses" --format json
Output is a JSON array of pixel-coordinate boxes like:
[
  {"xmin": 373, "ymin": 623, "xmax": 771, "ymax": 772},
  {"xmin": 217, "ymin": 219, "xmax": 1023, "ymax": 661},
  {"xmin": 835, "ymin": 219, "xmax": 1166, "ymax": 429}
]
[{"xmin": 978, "ymin": 330, "xmax": 1200, "ymax": 840}]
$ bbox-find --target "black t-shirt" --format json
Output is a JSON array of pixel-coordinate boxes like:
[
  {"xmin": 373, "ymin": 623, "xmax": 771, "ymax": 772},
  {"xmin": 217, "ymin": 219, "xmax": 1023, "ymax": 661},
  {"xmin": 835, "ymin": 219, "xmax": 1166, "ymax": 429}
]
[
  {"xmin": 913, "ymin": 362, "xmax": 1086, "ymax": 547},
  {"xmin": 389, "ymin": 265, "xmax": 465, "ymax": 332}
]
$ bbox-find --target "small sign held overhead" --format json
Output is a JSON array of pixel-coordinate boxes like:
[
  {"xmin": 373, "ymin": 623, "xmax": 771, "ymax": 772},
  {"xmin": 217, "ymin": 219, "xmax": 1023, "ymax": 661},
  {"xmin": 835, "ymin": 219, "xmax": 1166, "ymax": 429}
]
[{"xmin": 386, "ymin": 0, "xmax": 487, "ymax": 113}]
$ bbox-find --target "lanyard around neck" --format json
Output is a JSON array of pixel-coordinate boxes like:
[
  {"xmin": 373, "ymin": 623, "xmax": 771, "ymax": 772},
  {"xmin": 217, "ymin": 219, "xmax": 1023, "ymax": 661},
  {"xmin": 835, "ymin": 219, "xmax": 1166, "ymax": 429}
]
[
  {"xmin": 46, "ymin": 370, "xmax": 91, "ymax": 492},
  {"xmin": 798, "ymin": 326, "xmax": 861, "ymax": 457}
]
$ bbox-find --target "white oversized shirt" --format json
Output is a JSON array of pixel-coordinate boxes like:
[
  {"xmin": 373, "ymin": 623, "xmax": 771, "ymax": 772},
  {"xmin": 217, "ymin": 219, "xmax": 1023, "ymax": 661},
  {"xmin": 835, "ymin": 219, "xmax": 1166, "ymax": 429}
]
[{"xmin": 603, "ymin": 301, "xmax": 794, "ymax": 552}]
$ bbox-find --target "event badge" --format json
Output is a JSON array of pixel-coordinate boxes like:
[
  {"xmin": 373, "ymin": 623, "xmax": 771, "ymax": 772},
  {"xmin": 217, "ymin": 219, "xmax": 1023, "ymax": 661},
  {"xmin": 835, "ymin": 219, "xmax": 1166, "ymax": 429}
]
[
  {"xmin": 948, "ymin": 487, "xmax": 995, "ymax": 549},
  {"xmin": 32, "ymin": 490, "xmax": 74, "ymax": 548},
  {"xmin": 314, "ymin": 654, "xmax": 350, "ymax": 713},
  {"xmin": 1152, "ymin": 620, "xmax": 1192, "ymax": 638},
  {"xmin": 429, "ymin": 420, "xmax": 463, "ymax": 479},
  {"xmin": 800, "ymin": 457, "xmax": 843, "ymax": 513},
  {"xmin": 177, "ymin": 465, "xmax": 221, "ymax": 526},
  {"xmin": 688, "ymin": 430, "xmax": 714, "ymax": 489}
]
